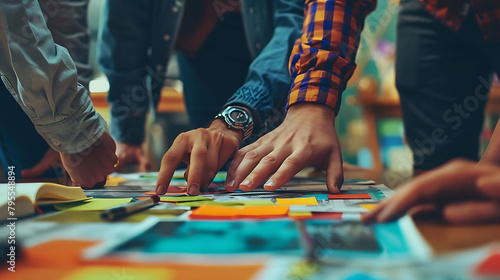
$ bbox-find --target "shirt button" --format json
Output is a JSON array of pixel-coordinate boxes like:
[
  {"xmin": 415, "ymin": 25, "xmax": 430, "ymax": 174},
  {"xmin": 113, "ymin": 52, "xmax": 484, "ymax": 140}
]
[
  {"xmin": 256, "ymin": 43, "xmax": 261, "ymax": 49},
  {"xmin": 172, "ymin": 6, "xmax": 178, "ymax": 13},
  {"xmin": 156, "ymin": 64, "xmax": 163, "ymax": 71},
  {"xmin": 249, "ymin": 7, "xmax": 254, "ymax": 14},
  {"xmin": 164, "ymin": 34, "xmax": 170, "ymax": 41},
  {"xmin": 52, "ymin": 139, "xmax": 60, "ymax": 146}
]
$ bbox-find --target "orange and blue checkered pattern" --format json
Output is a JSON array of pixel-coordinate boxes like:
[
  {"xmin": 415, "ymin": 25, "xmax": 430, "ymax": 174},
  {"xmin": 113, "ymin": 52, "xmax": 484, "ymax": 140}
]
[{"xmin": 287, "ymin": 0, "xmax": 376, "ymax": 114}]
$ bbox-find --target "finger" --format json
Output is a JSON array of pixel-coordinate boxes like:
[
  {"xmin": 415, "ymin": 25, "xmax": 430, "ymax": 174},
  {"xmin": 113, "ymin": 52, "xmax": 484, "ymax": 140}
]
[
  {"xmin": 225, "ymin": 144, "xmax": 257, "ymax": 188},
  {"xmin": 201, "ymin": 133, "xmax": 224, "ymax": 189},
  {"xmin": 324, "ymin": 149, "xmax": 343, "ymax": 194},
  {"xmin": 407, "ymin": 203, "xmax": 440, "ymax": 220},
  {"xmin": 21, "ymin": 149, "xmax": 60, "ymax": 178},
  {"xmin": 443, "ymin": 201, "xmax": 500, "ymax": 224},
  {"xmin": 215, "ymin": 136, "xmax": 239, "ymax": 192},
  {"xmin": 374, "ymin": 160, "xmax": 486, "ymax": 223},
  {"xmin": 186, "ymin": 142, "xmax": 208, "ymax": 196},
  {"xmin": 235, "ymin": 145, "xmax": 276, "ymax": 191},
  {"xmin": 361, "ymin": 199, "xmax": 390, "ymax": 224},
  {"xmin": 476, "ymin": 173, "xmax": 500, "ymax": 201},
  {"xmin": 241, "ymin": 150, "xmax": 289, "ymax": 192},
  {"xmin": 263, "ymin": 149, "xmax": 310, "ymax": 191},
  {"xmin": 156, "ymin": 136, "xmax": 191, "ymax": 194}
]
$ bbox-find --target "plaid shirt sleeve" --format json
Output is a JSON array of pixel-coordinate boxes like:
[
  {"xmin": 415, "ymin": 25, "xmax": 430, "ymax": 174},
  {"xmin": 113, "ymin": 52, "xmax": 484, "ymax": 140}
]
[{"xmin": 287, "ymin": 0, "xmax": 376, "ymax": 114}]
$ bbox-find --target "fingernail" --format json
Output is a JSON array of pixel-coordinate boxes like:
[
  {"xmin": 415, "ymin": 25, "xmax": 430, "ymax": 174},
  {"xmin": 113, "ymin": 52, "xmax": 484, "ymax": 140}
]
[
  {"xmin": 263, "ymin": 178, "xmax": 276, "ymax": 189},
  {"xmin": 156, "ymin": 184, "xmax": 166, "ymax": 194},
  {"xmin": 226, "ymin": 179, "xmax": 235, "ymax": 189},
  {"xmin": 188, "ymin": 184, "xmax": 199, "ymax": 196},
  {"xmin": 240, "ymin": 178, "xmax": 252, "ymax": 188}
]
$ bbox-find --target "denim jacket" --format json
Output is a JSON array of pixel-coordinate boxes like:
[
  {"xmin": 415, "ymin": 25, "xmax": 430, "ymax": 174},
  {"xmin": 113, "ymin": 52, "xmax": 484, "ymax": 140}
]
[{"xmin": 100, "ymin": 0, "xmax": 304, "ymax": 145}]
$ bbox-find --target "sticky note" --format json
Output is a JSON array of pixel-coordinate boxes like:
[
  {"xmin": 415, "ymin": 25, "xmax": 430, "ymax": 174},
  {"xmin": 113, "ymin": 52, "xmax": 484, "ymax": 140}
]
[
  {"xmin": 64, "ymin": 266, "xmax": 171, "ymax": 280},
  {"xmin": 475, "ymin": 252, "xmax": 500, "ymax": 276},
  {"xmin": 160, "ymin": 196, "xmax": 212, "ymax": 203},
  {"xmin": 276, "ymin": 197, "xmax": 318, "ymax": 206},
  {"xmin": 360, "ymin": 204, "xmax": 378, "ymax": 211},
  {"xmin": 104, "ymin": 176, "xmax": 127, "ymax": 187},
  {"xmin": 54, "ymin": 198, "xmax": 132, "ymax": 211},
  {"xmin": 288, "ymin": 211, "xmax": 312, "ymax": 217},
  {"xmin": 177, "ymin": 201, "xmax": 244, "ymax": 207},
  {"xmin": 328, "ymin": 194, "xmax": 371, "ymax": 199},
  {"xmin": 190, "ymin": 205, "xmax": 289, "ymax": 219}
]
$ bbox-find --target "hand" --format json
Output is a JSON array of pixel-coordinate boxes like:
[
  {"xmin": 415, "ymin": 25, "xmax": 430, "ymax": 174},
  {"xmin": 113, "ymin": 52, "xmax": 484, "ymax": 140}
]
[
  {"xmin": 156, "ymin": 119, "xmax": 242, "ymax": 195},
  {"xmin": 225, "ymin": 103, "xmax": 343, "ymax": 193},
  {"xmin": 362, "ymin": 159, "xmax": 500, "ymax": 224},
  {"xmin": 60, "ymin": 132, "xmax": 118, "ymax": 189},
  {"xmin": 115, "ymin": 142, "xmax": 150, "ymax": 172},
  {"xmin": 21, "ymin": 147, "xmax": 61, "ymax": 178}
]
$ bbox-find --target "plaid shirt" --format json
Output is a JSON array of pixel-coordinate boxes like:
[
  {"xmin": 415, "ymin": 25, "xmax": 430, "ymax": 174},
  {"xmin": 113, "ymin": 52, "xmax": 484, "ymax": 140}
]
[
  {"xmin": 420, "ymin": 0, "xmax": 500, "ymax": 41},
  {"xmin": 287, "ymin": 0, "xmax": 499, "ymax": 114},
  {"xmin": 287, "ymin": 0, "xmax": 376, "ymax": 114}
]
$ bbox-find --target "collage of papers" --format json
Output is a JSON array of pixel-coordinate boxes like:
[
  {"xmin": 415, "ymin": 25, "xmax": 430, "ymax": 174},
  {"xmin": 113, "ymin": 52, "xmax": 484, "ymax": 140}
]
[{"xmin": 2, "ymin": 172, "xmax": 499, "ymax": 280}]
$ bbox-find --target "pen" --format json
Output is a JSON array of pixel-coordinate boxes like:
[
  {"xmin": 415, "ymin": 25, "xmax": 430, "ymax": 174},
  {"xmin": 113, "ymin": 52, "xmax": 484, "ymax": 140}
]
[{"xmin": 100, "ymin": 195, "xmax": 160, "ymax": 221}]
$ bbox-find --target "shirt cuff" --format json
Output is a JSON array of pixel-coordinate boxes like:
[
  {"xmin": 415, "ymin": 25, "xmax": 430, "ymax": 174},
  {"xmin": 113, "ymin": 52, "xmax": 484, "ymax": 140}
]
[
  {"xmin": 287, "ymin": 70, "xmax": 342, "ymax": 115},
  {"xmin": 224, "ymin": 85, "xmax": 273, "ymax": 136},
  {"xmin": 34, "ymin": 97, "xmax": 108, "ymax": 154}
]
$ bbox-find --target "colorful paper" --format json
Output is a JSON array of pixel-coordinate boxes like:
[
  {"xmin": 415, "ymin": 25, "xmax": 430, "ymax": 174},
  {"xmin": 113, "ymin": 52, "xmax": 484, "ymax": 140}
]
[
  {"xmin": 54, "ymin": 198, "xmax": 132, "ymax": 211},
  {"xmin": 64, "ymin": 266, "xmax": 171, "ymax": 280},
  {"xmin": 328, "ymin": 194, "xmax": 371, "ymax": 199},
  {"xmin": 359, "ymin": 204, "xmax": 378, "ymax": 211},
  {"xmin": 475, "ymin": 252, "xmax": 500, "ymax": 276},
  {"xmin": 276, "ymin": 197, "xmax": 318, "ymax": 206},
  {"xmin": 160, "ymin": 196, "xmax": 212, "ymax": 203},
  {"xmin": 190, "ymin": 205, "xmax": 289, "ymax": 219},
  {"xmin": 288, "ymin": 211, "xmax": 312, "ymax": 217}
]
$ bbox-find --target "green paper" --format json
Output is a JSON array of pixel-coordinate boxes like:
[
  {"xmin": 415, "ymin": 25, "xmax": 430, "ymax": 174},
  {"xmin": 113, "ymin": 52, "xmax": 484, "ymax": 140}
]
[
  {"xmin": 160, "ymin": 196, "xmax": 212, "ymax": 202},
  {"xmin": 177, "ymin": 200, "xmax": 275, "ymax": 207},
  {"xmin": 54, "ymin": 198, "xmax": 132, "ymax": 211}
]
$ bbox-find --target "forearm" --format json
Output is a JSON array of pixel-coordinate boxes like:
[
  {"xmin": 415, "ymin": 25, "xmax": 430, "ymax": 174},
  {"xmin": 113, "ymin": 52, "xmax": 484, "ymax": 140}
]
[
  {"xmin": 288, "ymin": 0, "xmax": 376, "ymax": 114},
  {"xmin": 225, "ymin": 0, "xmax": 304, "ymax": 135},
  {"xmin": 0, "ymin": 0, "xmax": 106, "ymax": 154}
]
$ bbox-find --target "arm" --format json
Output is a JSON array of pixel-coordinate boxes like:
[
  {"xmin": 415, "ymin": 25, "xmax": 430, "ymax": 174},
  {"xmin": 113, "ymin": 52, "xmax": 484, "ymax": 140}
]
[
  {"xmin": 225, "ymin": 0, "xmax": 376, "ymax": 193},
  {"xmin": 156, "ymin": 0, "xmax": 306, "ymax": 195},
  {"xmin": 225, "ymin": 0, "xmax": 305, "ymax": 134},
  {"xmin": 0, "ymin": 1, "xmax": 116, "ymax": 188}
]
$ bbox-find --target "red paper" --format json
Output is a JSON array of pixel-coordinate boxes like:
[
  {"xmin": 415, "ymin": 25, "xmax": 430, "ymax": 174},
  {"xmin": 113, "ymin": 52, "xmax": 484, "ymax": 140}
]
[{"xmin": 475, "ymin": 252, "xmax": 500, "ymax": 276}]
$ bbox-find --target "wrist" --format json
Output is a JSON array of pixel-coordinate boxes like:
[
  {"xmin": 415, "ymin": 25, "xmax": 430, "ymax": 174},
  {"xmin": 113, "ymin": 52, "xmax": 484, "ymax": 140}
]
[
  {"xmin": 210, "ymin": 119, "xmax": 244, "ymax": 143},
  {"xmin": 287, "ymin": 103, "xmax": 336, "ymax": 125}
]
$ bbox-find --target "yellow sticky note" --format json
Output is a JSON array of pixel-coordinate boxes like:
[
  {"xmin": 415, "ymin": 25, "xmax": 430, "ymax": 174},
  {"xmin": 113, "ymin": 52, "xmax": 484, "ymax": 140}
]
[
  {"xmin": 54, "ymin": 198, "xmax": 132, "ymax": 211},
  {"xmin": 104, "ymin": 176, "xmax": 127, "ymax": 187},
  {"xmin": 360, "ymin": 204, "xmax": 378, "ymax": 211},
  {"xmin": 276, "ymin": 197, "xmax": 318, "ymax": 206},
  {"xmin": 160, "ymin": 196, "xmax": 212, "ymax": 203},
  {"xmin": 63, "ymin": 266, "xmax": 171, "ymax": 280},
  {"xmin": 288, "ymin": 211, "xmax": 312, "ymax": 217}
]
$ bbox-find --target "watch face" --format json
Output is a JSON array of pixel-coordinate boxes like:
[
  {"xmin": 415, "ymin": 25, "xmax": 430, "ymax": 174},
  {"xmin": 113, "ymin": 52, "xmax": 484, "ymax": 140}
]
[{"xmin": 229, "ymin": 109, "xmax": 248, "ymax": 123}]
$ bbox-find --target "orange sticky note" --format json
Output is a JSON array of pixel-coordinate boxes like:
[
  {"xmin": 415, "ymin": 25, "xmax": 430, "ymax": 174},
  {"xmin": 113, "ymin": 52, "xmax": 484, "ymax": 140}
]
[
  {"xmin": 276, "ymin": 197, "xmax": 318, "ymax": 206},
  {"xmin": 328, "ymin": 194, "xmax": 371, "ymax": 199},
  {"xmin": 190, "ymin": 205, "xmax": 289, "ymax": 219}
]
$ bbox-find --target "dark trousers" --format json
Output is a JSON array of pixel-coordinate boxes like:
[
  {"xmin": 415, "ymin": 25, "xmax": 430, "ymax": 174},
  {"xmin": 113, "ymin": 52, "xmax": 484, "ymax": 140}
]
[
  {"xmin": 177, "ymin": 12, "xmax": 252, "ymax": 129},
  {"xmin": 396, "ymin": 0, "xmax": 500, "ymax": 170}
]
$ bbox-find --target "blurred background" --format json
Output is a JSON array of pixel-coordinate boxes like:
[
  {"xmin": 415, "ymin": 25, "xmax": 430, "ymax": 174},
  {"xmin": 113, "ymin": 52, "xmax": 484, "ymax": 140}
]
[{"xmin": 16, "ymin": 0, "xmax": 500, "ymax": 184}]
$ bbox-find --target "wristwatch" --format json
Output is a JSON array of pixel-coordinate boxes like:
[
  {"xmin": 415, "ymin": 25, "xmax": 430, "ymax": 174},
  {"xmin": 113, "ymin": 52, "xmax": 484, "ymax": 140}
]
[{"xmin": 215, "ymin": 106, "xmax": 254, "ymax": 141}]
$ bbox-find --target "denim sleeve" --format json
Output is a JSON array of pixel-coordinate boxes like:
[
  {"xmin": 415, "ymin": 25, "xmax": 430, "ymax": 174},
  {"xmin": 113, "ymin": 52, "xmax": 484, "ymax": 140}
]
[
  {"xmin": 225, "ymin": 0, "xmax": 304, "ymax": 135},
  {"xmin": 98, "ymin": 0, "xmax": 154, "ymax": 145},
  {"xmin": 0, "ymin": 0, "xmax": 106, "ymax": 154}
]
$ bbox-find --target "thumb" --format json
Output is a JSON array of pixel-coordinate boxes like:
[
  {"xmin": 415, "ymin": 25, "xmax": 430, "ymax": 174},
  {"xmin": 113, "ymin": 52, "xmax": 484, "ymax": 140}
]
[
  {"xmin": 324, "ymin": 150, "xmax": 343, "ymax": 194},
  {"xmin": 21, "ymin": 149, "xmax": 60, "ymax": 178}
]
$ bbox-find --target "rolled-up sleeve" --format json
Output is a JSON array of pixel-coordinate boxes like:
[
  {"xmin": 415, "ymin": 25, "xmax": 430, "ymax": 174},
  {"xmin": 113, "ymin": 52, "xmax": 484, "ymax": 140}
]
[
  {"xmin": 288, "ymin": 0, "xmax": 376, "ymax": 114},
  {"xmin": 0, "ymin": 0, "xmax": 106, "ymax": 154}
]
